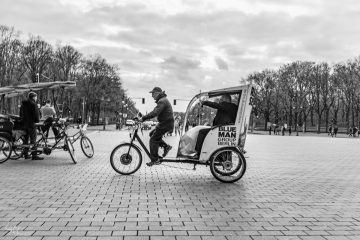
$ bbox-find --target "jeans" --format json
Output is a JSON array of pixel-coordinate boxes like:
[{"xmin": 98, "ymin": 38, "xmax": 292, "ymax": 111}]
[
  {"xmin": 24, "ymin": 127, "xmax": 37, "ymax": 156},
  {"xmin": 149, "ymin": 124, "xmax": 173, "ymax": 161},
  {"xmin": 41, "ymin": 117, "xmax": 59, "ymax": 138}
]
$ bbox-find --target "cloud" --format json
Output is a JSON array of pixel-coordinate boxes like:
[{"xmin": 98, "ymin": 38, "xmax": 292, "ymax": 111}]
[
  {"xmin": 215, "ymin": 56, "xmax": 228, "ymax": 70},
  {"xmin": 2, "ymin": 0, "xmax": 360, "ymax": 114},
  {"xmin": 161, "ymin": 56, "xmax": 201, "ymax": 70}
]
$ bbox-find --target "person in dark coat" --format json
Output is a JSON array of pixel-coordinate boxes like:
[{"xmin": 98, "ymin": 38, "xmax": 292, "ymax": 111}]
[
  {"xmin": 20, "ymin": 92, "xmax": 43, "ymax": 160},
  {"xmin": 194, "ymin": 94, "xmax": 238, "ymax": 156},
  {"xmin": 140, "ymin": 87, "xmax": 174, "ymax": 166},
  {"xmin": 201, "ymin": 94, "xmax": 238, "ymax": 126}
]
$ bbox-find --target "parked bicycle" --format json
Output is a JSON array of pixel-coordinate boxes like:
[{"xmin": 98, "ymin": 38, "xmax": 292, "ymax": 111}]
[{"xmin": 0, "ymin": 116, "xmax": 94, "ymax": 164}]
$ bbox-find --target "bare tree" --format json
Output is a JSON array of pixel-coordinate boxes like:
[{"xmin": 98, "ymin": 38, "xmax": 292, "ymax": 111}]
[
  {"xmin": 22, "ymin": 35, "xmax": 53, "ymax": 83},
  {"xmin": 249, "ymin": 69, "xmax": 276, "ymax": 130}
]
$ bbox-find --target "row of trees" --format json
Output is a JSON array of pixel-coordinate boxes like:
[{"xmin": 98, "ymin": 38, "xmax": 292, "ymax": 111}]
[
  {"xmin": 0, "ymin": 25, "xmax": 136, "ymax": 125},
  {"xmin": 248, "ymin": 59, "xmax": 360, "ymax": 133},
  {"xmin": 3, "ymin": 24, "xmax": 360, "ymax": 131}
]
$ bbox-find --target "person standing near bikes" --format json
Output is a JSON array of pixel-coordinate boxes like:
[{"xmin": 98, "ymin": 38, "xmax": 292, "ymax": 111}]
[
  {"xmin": 139, "ymin": 87, "xmax": 174, "ymax": 166},
  {"xmin": 40, "ymin": 100, "xmax": 59, "ymax": 139},
  {"xmin": 20, "ymin": 92, "xmax": 44, "ymax": 160}
]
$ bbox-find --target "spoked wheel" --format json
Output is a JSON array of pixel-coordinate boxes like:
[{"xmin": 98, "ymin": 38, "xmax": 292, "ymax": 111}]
[
  {"xmin": 110, "ymin": 143, "xmax": 142, "ymax": 175},
  {"xmin": 65, "ymin": 137, "xmax": 76, "ymax": 164},
  {"xmin": 10, "ymin": 136, "xmax": 26, "ymax": 160},
  {"xmin": 209, "ymin": 147, "xmax": 246, "ymax": 183},
  {"xmin": 80, "ymin": 136, "xmax": 94, "ymax": 158},
  {"xmin": 0, "ymin": 136, "xmax": 12, "ymax": 164}
]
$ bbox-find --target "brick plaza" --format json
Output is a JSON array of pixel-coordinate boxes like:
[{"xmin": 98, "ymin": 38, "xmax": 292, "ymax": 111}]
[{"xmin": 0, "ymin": 128, "xmax": 360, "ymax": 240}]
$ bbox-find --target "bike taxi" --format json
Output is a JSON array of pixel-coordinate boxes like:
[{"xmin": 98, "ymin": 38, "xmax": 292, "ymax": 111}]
[
  {"xmin": 0, "ymin": 81, "xmax": 94, "ymax": 164},
  {"xmin": 110, "ymin": 84, "xmax": 253, "ymax": 183}
]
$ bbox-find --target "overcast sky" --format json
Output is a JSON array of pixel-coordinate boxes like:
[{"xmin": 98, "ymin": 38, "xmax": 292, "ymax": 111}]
[{"xmin": 1, "ymin": 0, "xmax": 360, "ymax": 113}]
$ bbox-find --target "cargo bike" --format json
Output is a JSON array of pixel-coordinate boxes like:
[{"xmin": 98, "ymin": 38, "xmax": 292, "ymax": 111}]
[
  {"xmin": 0, "ymin": 81, "xmax": 94, "ymax": 164},
  {"xmin": 110, "ymin": 84, "xmax": 253, "ymax": 183}
]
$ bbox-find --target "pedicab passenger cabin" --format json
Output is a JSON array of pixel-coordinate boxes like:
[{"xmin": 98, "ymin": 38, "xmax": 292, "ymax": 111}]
[{"xmin": 177, "ymin": 84, "xmax": 253, "ymax": 163}]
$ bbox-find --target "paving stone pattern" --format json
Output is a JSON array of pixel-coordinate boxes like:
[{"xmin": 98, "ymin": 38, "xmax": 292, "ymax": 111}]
[{"xmin": 0, "ymin": 129, "xmax": 359, "ymax": 240}]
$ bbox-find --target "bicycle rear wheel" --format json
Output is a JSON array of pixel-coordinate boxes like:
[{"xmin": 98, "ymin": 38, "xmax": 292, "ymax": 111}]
[
  {"xmin": 210, "ymin": 147, "xmax": 246, "ymax": 183},
  {"xmin": 65, "ymin": 137, "xmax": 76, "ymax": 164},
  {"xmin": 110, "ymin": 143, "xmax": 142, "ymax": 175},
  {"xmin": 0, "ymin": 136, "xmax": 11, "ymax": 164},
  {"xmin": 80, "ymin": 136, "xmax": 94, "ymax": 158}
]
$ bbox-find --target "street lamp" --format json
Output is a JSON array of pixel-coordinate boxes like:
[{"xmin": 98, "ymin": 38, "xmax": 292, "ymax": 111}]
[
  {"xmin": 121, "ymin": 100, "xmax": 128, "ymax": 129},
  {"xmin": 101, "ymin": 96, "xmax": 111, "ymax": 130}
]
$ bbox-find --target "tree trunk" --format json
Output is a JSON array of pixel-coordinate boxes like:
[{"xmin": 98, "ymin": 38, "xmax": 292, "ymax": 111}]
[
  {"xmin": 264, "ymin": 112, "xmax": 270, "ymax": 130},
  {"xmin": 310, "ymin": 109, "xmax": 314, "ymax": 126},
  {"xmin": 317, "ymin": 113, "xmax": 322, "ymax": 133},
  {"xmin": 325, "ymin": 108, "xmax": 329, "ymax": 133}
]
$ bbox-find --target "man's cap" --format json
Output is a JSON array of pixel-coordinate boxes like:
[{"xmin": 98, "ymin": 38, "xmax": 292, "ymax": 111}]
[
  {"xmin": 149, "ymin": 87, "xmax": 163, "ymax": 93},
  {"xmin": 28, "ymin": 91, "xmax": 37, "ymax": 99}
]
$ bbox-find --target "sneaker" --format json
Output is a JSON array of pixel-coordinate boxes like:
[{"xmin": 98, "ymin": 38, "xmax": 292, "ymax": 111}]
[
  {"xmin": 146, "ymin": 158, "xmax": 162, "ymax": 167},
  {"xmin": 24, "ymin": 154, "xmax": 31, "ymax": 159},
  {"xmin": 162, "ymin": 145, "xmax": 172, "ymax": 157},
  {"xmin": 32, "ymin": 155, "xmax": 44, "ymax": 160}
]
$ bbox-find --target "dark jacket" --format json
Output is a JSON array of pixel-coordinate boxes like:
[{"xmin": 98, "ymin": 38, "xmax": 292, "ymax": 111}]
[
  {"xmin": 203, "ymin": 101, "xmax": 238, "ymax": 126},
  {"xmin": 20, "ymin": 99, "xmax": 40, "ymax": 128},
  {"xmin": 143, "ymin": 92, "xmax": 174, "ymax": 129}
]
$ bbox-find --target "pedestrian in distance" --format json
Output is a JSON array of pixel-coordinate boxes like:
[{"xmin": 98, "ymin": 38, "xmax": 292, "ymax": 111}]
[
  {"xmin": 334, "ymin": 125, "xmax": 338, "ymax": 137},
  {"xmin": 349, "ymin": 126, "xmax": 355, "ymax": 137},
  {"xmin": 139, "ymin": 87, "xmax": 174, "ymax": 166},
  {"xmin": 174, "ymin": 116, "xmax": 181, "ymax": 136}
]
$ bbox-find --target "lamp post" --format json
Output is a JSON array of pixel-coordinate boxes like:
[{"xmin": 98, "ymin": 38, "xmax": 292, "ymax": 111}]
[
  {"xmin": 101, "ymin": 96, "xmax": 111, "ymax": 130},
  {"xmin": 82, "ymin": 97, "xmax": 85, "ymax": 124},
  {"xmin": 121, "ymin": 100, "xmax": 128, "ymax": 129}
]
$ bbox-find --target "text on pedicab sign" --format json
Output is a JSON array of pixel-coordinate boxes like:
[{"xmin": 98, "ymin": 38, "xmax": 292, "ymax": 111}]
[{"xmin": 218, "ymin": 126, "xmax": 237, "ymax": 146}]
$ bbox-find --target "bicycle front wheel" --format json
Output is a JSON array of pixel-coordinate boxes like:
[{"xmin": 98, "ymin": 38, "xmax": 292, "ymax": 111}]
[
  {"xmin": 65, "ymin": 137, "xmax": 76, "ymax": 164},
  {"xmin": 0, "ymin": 136, "xmax": 11, "ymax": 164},
  {"xmin": 80, "ymin": 136, "xmax": 94, "ymax": 158},
  {"xmin": 110, "ymin": 143, "xmax": 142, "ymax": 175}
]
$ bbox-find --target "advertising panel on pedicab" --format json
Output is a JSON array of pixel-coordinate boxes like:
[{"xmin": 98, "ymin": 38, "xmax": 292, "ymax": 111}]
[{"xmin": 217, "ymin": 125, "xmax": 237, "ymax": 146}]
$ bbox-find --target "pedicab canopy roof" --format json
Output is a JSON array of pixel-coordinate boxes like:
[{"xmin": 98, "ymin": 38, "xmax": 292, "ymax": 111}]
[
  {"xmin": 0, "ymin": 81, "xmax": 76, "ymax": 98},
  {"xmin": 196, "ymin": 84, "xmax": 252, "ymax": 98}
]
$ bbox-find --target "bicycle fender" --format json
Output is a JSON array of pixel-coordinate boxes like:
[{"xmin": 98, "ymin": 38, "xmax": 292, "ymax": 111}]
[{"xmin": 119, "ymin": 141, "xmax": 143, "ymax": 153}]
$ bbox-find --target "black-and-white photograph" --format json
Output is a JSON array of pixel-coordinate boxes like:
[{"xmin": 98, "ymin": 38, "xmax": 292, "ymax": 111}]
[{"xmin": 1, "ymin": 0, "xmax": 360, "ymax": 239}]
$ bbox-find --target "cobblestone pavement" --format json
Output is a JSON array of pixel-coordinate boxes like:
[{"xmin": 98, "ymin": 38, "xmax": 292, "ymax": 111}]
[{"xmin": 0, "ymin": 128, "xmax": 360, "ymax": 240}]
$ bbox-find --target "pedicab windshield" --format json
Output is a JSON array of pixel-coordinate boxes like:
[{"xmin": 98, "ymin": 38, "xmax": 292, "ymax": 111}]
[{"xmin": 184, "ymin": 89, "xmax": 242, "ymax": 129}]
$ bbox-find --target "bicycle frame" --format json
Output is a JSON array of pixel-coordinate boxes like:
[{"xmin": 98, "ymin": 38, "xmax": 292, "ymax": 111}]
[
  {"xmin": 31, "ymin": 124, "xmax": 70, "ymax": 152},
  {"xmin": 66, "ymin": 124, "xmax": 87, "ymax": 144},
  {"xmin": 128, "ymin": 124, "xmax": 210, "ymax": 166}
]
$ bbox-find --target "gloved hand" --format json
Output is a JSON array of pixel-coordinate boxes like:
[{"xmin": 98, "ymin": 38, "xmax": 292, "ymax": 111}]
[{"xmin": 199, "ymin": 99, "xmax": 204, "ymax": 107}]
